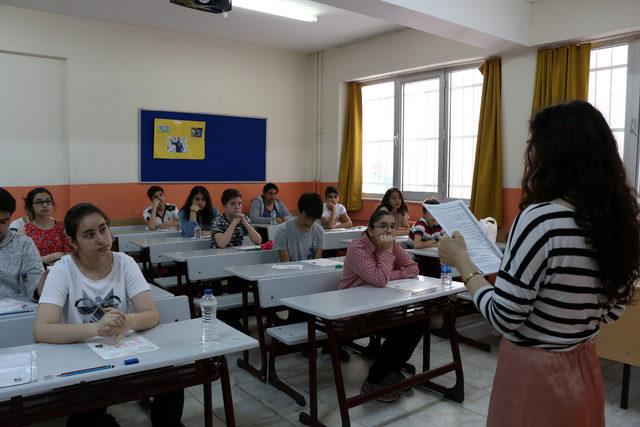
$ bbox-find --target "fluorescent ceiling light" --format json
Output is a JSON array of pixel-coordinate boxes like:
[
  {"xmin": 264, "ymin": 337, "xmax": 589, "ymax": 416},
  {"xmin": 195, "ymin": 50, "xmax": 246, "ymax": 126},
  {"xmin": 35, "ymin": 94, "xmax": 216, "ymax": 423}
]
[{"xmin": 233, "ymin": 0, "xmax": 318, "ymax": 22}]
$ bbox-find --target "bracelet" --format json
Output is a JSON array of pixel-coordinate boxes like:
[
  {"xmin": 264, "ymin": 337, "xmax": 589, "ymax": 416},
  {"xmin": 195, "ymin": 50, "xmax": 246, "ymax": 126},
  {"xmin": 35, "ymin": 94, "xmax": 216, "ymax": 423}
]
[{"xmin": 463, "ymin": 271, "xmax": 482, "ymax": 286}]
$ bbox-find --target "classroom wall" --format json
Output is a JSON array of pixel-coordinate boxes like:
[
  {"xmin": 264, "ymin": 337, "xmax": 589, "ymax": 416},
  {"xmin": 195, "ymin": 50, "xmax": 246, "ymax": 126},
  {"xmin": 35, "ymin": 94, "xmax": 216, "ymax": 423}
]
[{"xmin": 0, "ymin": 5, "xmax": 316, "ymax": 221}]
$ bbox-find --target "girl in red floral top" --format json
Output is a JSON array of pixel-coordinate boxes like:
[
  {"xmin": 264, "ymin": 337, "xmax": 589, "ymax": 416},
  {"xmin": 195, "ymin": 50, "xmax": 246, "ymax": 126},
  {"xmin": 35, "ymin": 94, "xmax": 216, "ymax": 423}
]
[
  {"xmin": 18, "ymin": 188, "xmax": 70, "ymax": 265},
  {"xmin": 338, "ymin": 208, "xmax": 422, "ymax": 403}
]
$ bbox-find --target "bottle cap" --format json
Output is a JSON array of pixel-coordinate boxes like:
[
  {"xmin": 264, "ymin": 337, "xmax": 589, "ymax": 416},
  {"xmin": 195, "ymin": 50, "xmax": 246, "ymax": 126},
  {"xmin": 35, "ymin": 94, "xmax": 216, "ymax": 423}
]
[{"xmin": 204, "ymin": 288, "xmax": 213, "ymax": 294}]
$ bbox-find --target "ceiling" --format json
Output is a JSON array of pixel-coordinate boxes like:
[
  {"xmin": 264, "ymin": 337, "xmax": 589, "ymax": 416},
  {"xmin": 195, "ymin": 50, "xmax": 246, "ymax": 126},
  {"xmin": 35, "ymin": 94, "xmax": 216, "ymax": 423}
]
[{"xmin": 0, "ymin": 0, "xmax": 403, "ymax": 53}]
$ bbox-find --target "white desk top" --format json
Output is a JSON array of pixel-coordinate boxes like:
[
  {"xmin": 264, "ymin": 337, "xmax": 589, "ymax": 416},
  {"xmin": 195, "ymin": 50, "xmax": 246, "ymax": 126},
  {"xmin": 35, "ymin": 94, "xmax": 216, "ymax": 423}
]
[
  {"xmin": 131, "ymin": 236, "xmax": 209, "ymax": 249},
  {"xmin": 0, "ymin": 295, "xmax": 38, "ymax": 319},
  {"xmin": 148, "ymin": 284, "xmax": 174, "ymax": 299},
  {"xmin": 223, "ymin": 257, "xmax": 345, "ymax": 281},
  {"xmin": 111, "ymin": 229, "xmax": 180, "ymax": 238},
  {"xmin": 161, "ymin": 246, "xmax": 276, "ymax": 263},
  {"xmin": 0, "ymin": 319, "xmax": 258, "ymax": 401},
  {"xmin": 109, "ymin": 225, "xmax": 147, "ymax": 235},
  {"xmin": 325, "ymin": 226, "xmax": 367, "ymax": 234},
  {"xmin": 281, "ymin": 276, "xmax": 465, "ymax": 320}
]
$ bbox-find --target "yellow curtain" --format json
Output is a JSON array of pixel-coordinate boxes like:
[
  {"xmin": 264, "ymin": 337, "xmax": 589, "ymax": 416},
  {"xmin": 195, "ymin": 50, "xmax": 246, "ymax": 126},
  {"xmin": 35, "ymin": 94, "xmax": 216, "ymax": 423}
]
[
  {"xmin": 338, "ymin": 82, "xmax": 363, "ymax": 210},
  {"xmin": 470, "ymin": 58, "xmax": 503, "ymax": 225},
  {"xmin": 531, "ymin": 43, "xmax": 591, "ymax": 115}
]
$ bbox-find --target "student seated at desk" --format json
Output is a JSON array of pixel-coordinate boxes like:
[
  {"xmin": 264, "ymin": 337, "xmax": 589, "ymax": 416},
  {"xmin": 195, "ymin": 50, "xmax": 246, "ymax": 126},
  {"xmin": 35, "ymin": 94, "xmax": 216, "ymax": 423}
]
[
  {"xmin": 378, "ymin": 187, "xmax": 410, "ymax": 236},
  {"xmin": 0, "ymin": 187, "xmax": 45, "ymax": 300},
  {"xmin": 338, "ymin": 207, "xmax": 421, "ymax": 403},
  {"xmin": 274, "ymin": 192, "xmax": 324, "ymax": 261},
  {"xmin": 211, "ymin": 189, "xmax": 262, "ymax": 248},
  {"xmin": 178, "ymin": 185, "xmax": 220, "ymax": 237},
  {"xmin": 143, "ymin": 185, "xmax": 180, "ymax": 230},
  {"xmin": 249, "ymin": 182, "xmax": 294, "ymax": 224},
  {"xmin": 320, "ymin": 186, "xmax": 352, "ymax": 229},
  {"xmin": 17, "ymin": 187, "xmax": 71, "ymax": 265},
  {"xmin": 34, "ymin": 203, "xmax": 184, "ymax": 427},
  {"xmin": 407, "ymin": 197, "xmax": 445, "ymax": 249}
]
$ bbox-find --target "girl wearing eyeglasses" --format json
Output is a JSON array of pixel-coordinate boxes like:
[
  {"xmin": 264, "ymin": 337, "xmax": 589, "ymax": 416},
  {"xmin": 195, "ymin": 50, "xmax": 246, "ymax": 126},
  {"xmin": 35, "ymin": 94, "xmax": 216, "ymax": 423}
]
[
  {"xmin": 18, "ymin": 187, "xmax": 70, "ymax": 265},
  {"xmin": 34, "ymin": 203, "xmax": 184, "ymax": 426},
  {"xmin": 337, "ymin": 207, "xmax": 421, "ymax": 403}
]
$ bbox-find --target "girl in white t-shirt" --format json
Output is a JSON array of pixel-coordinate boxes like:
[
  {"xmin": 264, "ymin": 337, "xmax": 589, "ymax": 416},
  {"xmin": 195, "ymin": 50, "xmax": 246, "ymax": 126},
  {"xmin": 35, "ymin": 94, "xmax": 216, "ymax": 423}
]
[{"xmin": 35, "ymin": 203, "xmax": 184, "ymax": 427}]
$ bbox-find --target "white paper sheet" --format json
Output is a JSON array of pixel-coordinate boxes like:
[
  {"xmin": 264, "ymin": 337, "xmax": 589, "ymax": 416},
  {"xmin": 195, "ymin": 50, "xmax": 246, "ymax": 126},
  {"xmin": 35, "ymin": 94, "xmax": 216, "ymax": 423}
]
[
  {"xmin": 237, "ymin": 245, "xmax": 261, "ymax": 251},
  {"xmin": 0, "ymin": 351, "xmax": 36, "ymax": 388},
  {"xmin": 424, "ymin": 200, "xmax": 503, "ymax": 275},
  {"xmin": 387, "ymin": 279, "xmax": 439, "ymax": 295},
  {"xmin": 271, "ymin": 264, "xmax": 304, "ymax": 270},
  {"xmin": 86, "ymin": 333, "xmax": 159, "ymax": 360},
  {"xmin": 0, "ymin": 299, "xmax": 34, "ymax": 315},
  {"xmin": 300, "ymin": 259, "xmax": 343, "ymax": 267}
]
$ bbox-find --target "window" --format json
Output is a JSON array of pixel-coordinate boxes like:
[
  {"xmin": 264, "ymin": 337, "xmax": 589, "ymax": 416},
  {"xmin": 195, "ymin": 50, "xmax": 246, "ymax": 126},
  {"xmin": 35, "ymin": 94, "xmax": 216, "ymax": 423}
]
[
  {"xmin": 588, "ymin": 45, "xmax": 628, "ymax": 155},
  {"xmin": 361, "ymin": 65, "xmax": 483, "ymax": 201}
]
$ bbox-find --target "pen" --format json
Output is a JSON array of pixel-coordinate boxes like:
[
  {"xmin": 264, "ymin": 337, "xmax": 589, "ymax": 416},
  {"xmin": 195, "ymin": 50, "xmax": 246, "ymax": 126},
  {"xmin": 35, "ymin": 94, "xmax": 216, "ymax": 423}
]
[{"xmin": 58, "ymin": 364, "xmax": 115, "ymax": 377}]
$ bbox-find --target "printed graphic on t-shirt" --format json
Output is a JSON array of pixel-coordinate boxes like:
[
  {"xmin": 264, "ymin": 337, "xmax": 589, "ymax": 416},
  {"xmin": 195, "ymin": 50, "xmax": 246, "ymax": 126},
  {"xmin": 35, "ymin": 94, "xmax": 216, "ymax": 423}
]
[{"xmin": 74, "ymin": 289, "xmax": 121, "ymax": 323}]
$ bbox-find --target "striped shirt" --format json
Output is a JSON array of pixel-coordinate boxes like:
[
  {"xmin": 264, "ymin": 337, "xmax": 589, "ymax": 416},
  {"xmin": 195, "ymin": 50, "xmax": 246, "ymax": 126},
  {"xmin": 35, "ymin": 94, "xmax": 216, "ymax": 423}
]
[{"xmin": 473, "ymin": 202, "xmax": 624, "ymax": 351}]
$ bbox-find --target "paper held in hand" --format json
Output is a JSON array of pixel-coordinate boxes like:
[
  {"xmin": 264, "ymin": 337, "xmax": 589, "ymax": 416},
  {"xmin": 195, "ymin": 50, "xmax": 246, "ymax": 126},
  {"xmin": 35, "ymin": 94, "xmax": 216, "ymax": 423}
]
[{"xmin": 424, "ymin": 200, "xmax": 503, "ymax": 275}]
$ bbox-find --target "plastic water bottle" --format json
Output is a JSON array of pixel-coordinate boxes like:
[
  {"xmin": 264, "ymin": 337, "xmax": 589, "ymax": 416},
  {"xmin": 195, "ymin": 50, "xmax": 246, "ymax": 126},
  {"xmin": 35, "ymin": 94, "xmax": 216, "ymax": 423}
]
[
  {"xmin": 441, "ymin": 264, "xmax": 453, "ymax": 287},
  {"xmin": 201, "ymin": 289, "xmax": 218, "ymax": 344},
  {"xmin": 194, "ymin": 225, "xmax": 202, "ymax": 239},
  {"xmin": 270, "ymin": 210, "xmax": 277, "ymax": 225}
]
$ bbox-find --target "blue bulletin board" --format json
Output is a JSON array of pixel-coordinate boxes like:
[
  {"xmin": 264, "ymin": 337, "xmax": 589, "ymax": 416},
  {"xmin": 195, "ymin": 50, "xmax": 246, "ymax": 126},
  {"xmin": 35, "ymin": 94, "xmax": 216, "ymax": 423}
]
[{"xmin": 140, "ymin": 109, "xmax": 266, "ymax": 182}]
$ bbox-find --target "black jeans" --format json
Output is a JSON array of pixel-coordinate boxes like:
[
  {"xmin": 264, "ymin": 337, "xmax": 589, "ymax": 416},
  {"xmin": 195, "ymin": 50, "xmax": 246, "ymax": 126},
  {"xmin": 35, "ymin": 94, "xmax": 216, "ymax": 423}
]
[
  {"xmin": 66, "ymin": 389, "xmax": 185, "ymax": 427},
  {"xmin": 366, "ymin": 321, "xmax": 425, "ymax": 384}
]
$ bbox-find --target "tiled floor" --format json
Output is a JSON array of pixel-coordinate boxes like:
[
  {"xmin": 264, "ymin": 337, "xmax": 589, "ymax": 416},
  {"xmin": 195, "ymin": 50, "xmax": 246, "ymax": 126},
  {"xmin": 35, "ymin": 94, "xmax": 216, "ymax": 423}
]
[{"xmin": 32, "ymin": 315, "xmax": 640, "ymax": 426}]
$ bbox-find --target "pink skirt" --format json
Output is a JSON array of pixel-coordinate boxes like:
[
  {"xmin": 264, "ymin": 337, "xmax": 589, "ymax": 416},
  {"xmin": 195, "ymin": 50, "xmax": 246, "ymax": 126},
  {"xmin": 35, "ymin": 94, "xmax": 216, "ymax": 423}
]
[{"xmin": 487, "ymin": 338, "xmax": 605, "ymax": 427}]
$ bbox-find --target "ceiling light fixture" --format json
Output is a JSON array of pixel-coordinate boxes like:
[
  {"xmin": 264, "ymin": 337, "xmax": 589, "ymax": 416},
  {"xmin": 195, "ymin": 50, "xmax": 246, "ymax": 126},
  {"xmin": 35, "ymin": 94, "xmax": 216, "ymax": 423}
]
[{"xmin": 233, "ymin": 0, "xmax": 318, "ymax": 23}]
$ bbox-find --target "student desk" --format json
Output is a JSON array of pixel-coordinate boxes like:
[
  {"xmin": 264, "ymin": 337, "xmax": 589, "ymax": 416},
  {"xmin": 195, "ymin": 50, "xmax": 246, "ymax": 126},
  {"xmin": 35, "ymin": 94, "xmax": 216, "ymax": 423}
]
[
  {"xmin": 130, "ymin": 236, "xmax": 211, "ymax": 278},
  {"xmin": 596, "ymin": 292, "xmax": 640, "ymax": 409},
  {"xmin": 0, "ymin": 319, "xmax": 258, "ymax": 427},
  {"xmin": 0, "ymin": 296, "xmax": 38, "ymax": 320},
  {"xmin": 282, "ymin": 279, "xmax": 466, "ymax": 427},
  {"xmin": 323, "ymin": 226, "xmax": 367, "ymax": 251},
  {"xmin": 109, "ymin": 224, "xmax": 146, "ymax": 235},
  {"xmin": 341, "ymin": 235, "xmax": 409, "ymax": 249},
  {"xmin": 112, "ymin": 229, "xmax": 181, "ymax": 253},
  {"xmin": 160, "ymin": 247, "xmax": 280, "ymax": 316},
  {"xmin": 253, "ymin": 222, "xmax": 286, "ymax": 241},
  {"xmin": 223, "ymin": 259, "xmax": 344, "ymax": 388}
]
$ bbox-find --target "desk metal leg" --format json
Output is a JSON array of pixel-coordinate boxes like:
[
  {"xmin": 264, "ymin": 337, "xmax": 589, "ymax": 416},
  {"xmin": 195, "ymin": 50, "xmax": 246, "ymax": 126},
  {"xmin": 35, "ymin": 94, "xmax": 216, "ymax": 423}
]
[
  {"xmin": 220, "ymin": 356, "xmax": 236, "ymax": 427},
  {"xmin": 621, "ymin": 363, "xmax": 630, "ymax": 409},
  {"xmin": 203, "ymin": 381, "xmax": 213, "ymax": 427},
  {"xmin": 325, "ymin": 320, "xmax": 350, "ymax": 427},
  {"xmin": 300, "ymin": 316, "xmax": 320, "ymax": 426},
  {"xmin": 237, "ymin": 282, "xmax": 268, "ymax": 382}
]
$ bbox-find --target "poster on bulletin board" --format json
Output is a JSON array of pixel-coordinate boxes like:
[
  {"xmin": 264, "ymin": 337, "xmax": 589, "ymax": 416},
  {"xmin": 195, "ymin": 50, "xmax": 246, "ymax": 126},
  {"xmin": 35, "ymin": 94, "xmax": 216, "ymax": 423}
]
[{"xmin": 153, "ymin": 118, "xmax": 205, "ymax": 160}]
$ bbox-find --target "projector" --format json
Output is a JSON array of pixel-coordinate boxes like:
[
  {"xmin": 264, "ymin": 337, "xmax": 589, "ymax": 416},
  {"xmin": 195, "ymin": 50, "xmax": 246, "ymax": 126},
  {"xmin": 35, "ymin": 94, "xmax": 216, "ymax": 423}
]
[{"xmin": 170, "ymin": 0, "xmax": 232, "ymax": 15}]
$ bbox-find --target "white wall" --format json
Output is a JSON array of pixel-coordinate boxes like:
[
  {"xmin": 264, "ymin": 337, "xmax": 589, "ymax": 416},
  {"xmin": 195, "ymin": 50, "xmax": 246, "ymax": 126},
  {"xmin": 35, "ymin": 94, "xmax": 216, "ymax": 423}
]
[
  {"xmin": 0, "ymin": 5, "xmax": 315, "ymax": 185},
  {"xmin": 319, "ymin": 29, "xmax": 490, "ymax": 182},
  {"xmin": 531, "ymin": 0, "xmax": 640, "ymax": 46},
  {"xmin": 502, "ymin": 50, "xmax": 537, "ymax": 188},
  {"xmin": 0, "ymin": 52, "xmax": 68, "ymax": 186}
]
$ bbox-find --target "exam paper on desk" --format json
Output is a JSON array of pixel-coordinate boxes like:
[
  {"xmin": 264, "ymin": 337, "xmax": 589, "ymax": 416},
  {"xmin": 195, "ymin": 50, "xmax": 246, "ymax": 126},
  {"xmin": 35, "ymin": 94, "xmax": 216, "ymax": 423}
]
[
  {"xmin": 0, "ymin": 351, "xmax": 36, "ymax": 388},
  {"xmin": 86, "ymin": 333, "xmax": 159, "ymax": 360},
  {"xmin": 424, "ymin": 200, "xmax": 503, "ymax": 275}
]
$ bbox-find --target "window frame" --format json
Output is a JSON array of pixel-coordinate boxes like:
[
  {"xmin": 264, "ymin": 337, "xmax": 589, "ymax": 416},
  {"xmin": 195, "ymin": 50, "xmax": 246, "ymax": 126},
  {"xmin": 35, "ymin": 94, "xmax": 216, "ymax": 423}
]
[{"xmin": 360, "ymin": 62, "xmax": 483, "ymax": 202}]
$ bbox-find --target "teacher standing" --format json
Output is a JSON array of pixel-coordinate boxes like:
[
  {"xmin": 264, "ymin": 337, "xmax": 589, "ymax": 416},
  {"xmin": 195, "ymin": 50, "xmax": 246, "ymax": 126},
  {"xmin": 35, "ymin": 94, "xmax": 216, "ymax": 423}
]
[{"xmin": 439, "ymin": 101, "xmax": 640, "ymax": 427}]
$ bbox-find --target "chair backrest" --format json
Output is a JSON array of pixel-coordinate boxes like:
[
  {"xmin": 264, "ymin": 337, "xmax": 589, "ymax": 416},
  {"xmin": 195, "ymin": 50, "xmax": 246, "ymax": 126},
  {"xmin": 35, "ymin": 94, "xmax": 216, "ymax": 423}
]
[
  {"xmin": 116, "ymin": 230, "xmax": 181, "ymax": 253},
  {"xmin": 258, "ymin": 270, "xmax": 343, "ymax": 309},
  {"xmin": 155, "ymin": 295, "xmax": 190, "ymax": 323},
  {"xmin": 0, "ymin": 315, "xmax": 36, "ymax": 348},
  {"xmin": 187, "ymin": 250, "xmax": 279, "ymax": 281},
  {"xmin": 149, "ymin": 239, "xmax": 210, "ymax": 263}
]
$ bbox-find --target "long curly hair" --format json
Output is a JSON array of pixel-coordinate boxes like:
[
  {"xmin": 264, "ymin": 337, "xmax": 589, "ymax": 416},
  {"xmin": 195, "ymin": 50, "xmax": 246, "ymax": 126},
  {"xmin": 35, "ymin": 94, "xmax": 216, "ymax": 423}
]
[
  {"xmin": 379, "ymin": 188, "xmax": 409, "ymax": 215},
  {"xmin": 521, "ymin": 101, "xmax": 640, "ymax": 305}
]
